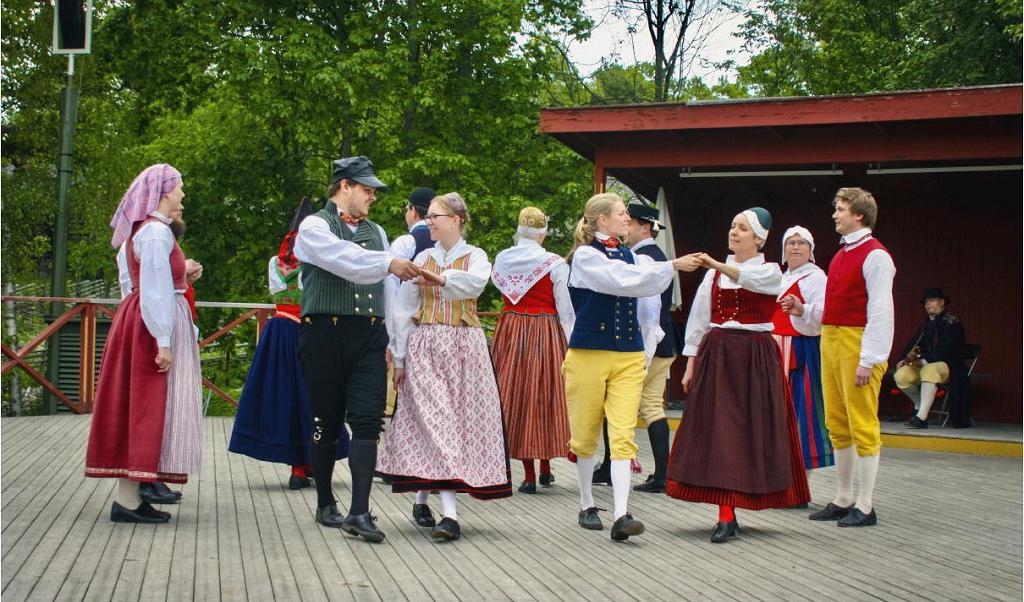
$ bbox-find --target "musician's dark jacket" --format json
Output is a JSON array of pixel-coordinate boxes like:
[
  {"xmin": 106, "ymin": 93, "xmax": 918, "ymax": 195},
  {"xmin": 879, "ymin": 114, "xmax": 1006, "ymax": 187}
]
[{"xmin": 899, "ymin": 311, "xmax": 971, "ymax": 427}]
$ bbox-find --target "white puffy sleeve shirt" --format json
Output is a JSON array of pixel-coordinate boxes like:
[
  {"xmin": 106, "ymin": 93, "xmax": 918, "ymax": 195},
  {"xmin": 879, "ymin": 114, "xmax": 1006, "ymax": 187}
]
[
  {"xmin": 683, "ymin": 254, "xmax": 782, "ymax": 357},
  {"xmin": 567, "ymin": 244, "xmax": 676, "ymax": 299},
  {"xmin": 842, "ymin": 229, "xmax": 897, "ymax": 368},
  {"xmin": 549, "ymin": 261, "xmax": 575, "ymax": 341},
  {"xmin": 131, "ymin": 220, "xmax": 180, "ymax": 348},
  {"xmin": 778, "ymin": 263, "xmax": 827, "ymax": 336},
  {"xmin": 390, "ymin": 241, "xmax": 490, "ymax": 369}
]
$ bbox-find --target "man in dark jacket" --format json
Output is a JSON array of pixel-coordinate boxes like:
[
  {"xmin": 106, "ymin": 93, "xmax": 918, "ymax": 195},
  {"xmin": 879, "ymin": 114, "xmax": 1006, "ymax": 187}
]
[{"xmin": 895, "ymin": 287, "xmax": 969, "ymax": 428}]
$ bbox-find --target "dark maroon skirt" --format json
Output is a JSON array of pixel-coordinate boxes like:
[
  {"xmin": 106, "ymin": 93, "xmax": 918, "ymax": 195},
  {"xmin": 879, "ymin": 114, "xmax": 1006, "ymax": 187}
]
[{"xmin": 665, "ymin": 328, "xmax": 810, "ymax": 510}]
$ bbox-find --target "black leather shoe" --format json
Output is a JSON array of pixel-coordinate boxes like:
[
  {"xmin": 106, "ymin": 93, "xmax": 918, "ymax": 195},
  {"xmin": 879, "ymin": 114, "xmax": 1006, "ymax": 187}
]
[
  {"xmin": 341, "ymin": 512, "xmax": 386, "ymax": 542},
  {"xmin": 288, "ymin": 475, "xmax": 312, "ymax": 490},
  {"xmin": 710, "ymin": 520, "xmax": 739, "ymax": 543},
  {"xmin": 430, "ymin": 517, "xmax": 461, "ymax": 541},
  {"xmin": 578, "ymin": 507, "xmax": 604, "ymax": 530},
  {"xmin": 906, "ymin": 415, "xmax": 929, "ymax": 429},
  {"xmin": 838, "ymin": 507, "xmax": 877, "ymax": 527},
  {"xmin": 632, "ymin": 474, "xmax": 665, "ymax": 493},
  {"xmin": 151, "ymin": 481, "xmax": 182, "ymax": 501},
  {"xmin": 412, "ymin": 503, "xmax": 436, "ymax": 528},
  {"xmin": 315, "ymin": 503, "xmax": 344, "ymax": 528},
  {"xmin": 140, "ymin": 482, "xmax": 179, "ymax": 505},
  {"xmin": 137, "ymin": 501, "xmax": 172, "ymax": 521},
  {"xmin": 518, "ymin": 481, "xmax": 537, "ymax": 494},
  {"xmin": 539, "ymin": 473, "xmax": 555, "ymax": 487},
  {"xmin": 111, "ymin": 501, "xmax": 169, "ymax": 524},
  {"xmin": 610, "ymin": 514, "xmax": 645, "ymax": 541},
  {"xmin": 808, "ymin": 502, "xmax": 854, "ymax": 521},
  {"xmin": 591, "ymin": 464, "xmax": 612, "ymax": 485}
]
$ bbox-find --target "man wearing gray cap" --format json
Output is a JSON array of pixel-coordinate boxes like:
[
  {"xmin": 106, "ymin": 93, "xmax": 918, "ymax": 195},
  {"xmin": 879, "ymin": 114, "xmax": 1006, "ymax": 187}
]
[{"xmin": 294, "ymin": 156, "xmax": 419, "ymax": 542}]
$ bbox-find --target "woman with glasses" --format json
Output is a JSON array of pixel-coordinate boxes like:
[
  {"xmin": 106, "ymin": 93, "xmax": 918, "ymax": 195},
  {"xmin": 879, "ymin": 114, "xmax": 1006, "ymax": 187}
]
[
  {"xmin": 377, "ymin": 192, "xmax": 512, "ymax": 541},
  {"xmin": 665, "ymin": 208, "xmax": 810, "ymax": 543},
  {"xmin": 773, "ymin": 227, "xmax": 833, "ymax": 482}
]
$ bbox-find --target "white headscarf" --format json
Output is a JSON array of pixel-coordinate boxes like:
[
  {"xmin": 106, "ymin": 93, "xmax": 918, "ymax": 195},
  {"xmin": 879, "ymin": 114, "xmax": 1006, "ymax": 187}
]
[{"xmin": 781, "ymin": 225, "xmax": 815, "ymax": 264}]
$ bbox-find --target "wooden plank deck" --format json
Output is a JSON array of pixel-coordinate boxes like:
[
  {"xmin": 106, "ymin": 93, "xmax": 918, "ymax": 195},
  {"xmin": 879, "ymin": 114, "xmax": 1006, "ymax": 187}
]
[{"xmin": 2, "ymin": 414, "xmax": 1021, "ymax": 601}]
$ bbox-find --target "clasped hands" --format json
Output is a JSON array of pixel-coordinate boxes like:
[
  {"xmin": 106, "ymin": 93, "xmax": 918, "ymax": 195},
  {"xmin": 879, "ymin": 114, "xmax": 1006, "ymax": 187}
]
[
  {"xmin": 671, "ymin": 251, "xmax": 714, "ymax": 272},
  {"xmin": 387, "ymin": 258, "xmax": 446, "ymax": 287}
]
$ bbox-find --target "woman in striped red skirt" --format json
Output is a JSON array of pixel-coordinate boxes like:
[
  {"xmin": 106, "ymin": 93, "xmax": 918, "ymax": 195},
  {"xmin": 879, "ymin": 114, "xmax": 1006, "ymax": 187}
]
[
  {"xmin": 490, "ymin": 207, "xmax": 574, "ymax": 494},
  {"xmin": 665, "ymin": 207, "xmax": 810, "ymax": 543}
]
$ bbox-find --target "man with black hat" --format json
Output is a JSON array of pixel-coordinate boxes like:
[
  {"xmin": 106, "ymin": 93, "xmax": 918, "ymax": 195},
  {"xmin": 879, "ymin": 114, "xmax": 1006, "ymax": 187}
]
[
  {"xmin": 293, "ymin": 156, "xmax": 420, "ymax": 542},
  {"xmin": 391, "ymin": 187, "xmax": 437, "ymax": 262},
  {"xmin": 895, "ymin": 287, "xmax": 967, "ymax": 428},
  {"xmin": 623, "ymin": 200, "xmax": 678, "ymax": 493}
]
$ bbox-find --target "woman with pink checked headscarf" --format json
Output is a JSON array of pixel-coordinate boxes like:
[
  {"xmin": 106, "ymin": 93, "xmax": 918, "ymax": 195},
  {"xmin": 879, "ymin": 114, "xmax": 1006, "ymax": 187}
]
[{"xmin": 85, "ymin": 164, "xmax": 203, "ymax": 524}]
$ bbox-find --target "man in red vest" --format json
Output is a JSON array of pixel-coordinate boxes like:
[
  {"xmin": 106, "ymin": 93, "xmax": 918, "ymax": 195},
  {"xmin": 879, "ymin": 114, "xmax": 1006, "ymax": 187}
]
[{"xmin": 810, "ymin": 187, "xmax": 895, "ymax": 528}]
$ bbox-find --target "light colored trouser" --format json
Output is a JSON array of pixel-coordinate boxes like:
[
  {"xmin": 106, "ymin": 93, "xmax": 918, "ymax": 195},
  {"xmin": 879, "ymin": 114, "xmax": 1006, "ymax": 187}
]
[
  {"xmin": 564, "ymin": 349, "xmax": 645, "ymax": 460},
  {"xmin": 638, "ymin": 356, "xmax": 674, "ymax": 426},
  {"xmin": 820, "ymin": 325, "xmax": 886, "ymax": 456},
  {"xmin": 894, "ymin": 362, "xmax": 950, "ymax": 389}
]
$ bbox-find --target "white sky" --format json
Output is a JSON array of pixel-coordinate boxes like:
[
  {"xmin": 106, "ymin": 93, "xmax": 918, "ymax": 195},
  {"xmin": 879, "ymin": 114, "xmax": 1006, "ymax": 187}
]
[{"xmin": 566, "ymin": 0, "xmax": 751, "ymax": 84}]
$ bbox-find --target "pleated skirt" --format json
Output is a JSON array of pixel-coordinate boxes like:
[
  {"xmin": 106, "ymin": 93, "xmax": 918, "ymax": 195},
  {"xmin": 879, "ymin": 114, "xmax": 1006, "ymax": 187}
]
[
  {"xmin": 490, "ymin": 311, "xmax": 570, "ymax": 460},
  {"xmin": 775, "ymin": 334, "xmax": 834, "ymax": 469}
]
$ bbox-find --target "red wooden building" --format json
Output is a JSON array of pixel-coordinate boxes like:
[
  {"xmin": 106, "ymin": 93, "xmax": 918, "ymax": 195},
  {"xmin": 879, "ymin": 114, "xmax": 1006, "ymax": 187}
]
[{"xmin": 540, "ymin": 84, "xmax": 1022, "ymax": 424}]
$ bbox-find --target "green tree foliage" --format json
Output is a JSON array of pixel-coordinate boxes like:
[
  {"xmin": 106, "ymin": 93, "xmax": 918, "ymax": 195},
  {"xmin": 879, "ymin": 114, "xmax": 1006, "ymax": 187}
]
[
  {"xmin": 2, "ymin": 0, "xmax": 597, "ymax": 317},
  {"xmin": 732, "ymin": 0, "xmax": 1023, "ymax": 96}
]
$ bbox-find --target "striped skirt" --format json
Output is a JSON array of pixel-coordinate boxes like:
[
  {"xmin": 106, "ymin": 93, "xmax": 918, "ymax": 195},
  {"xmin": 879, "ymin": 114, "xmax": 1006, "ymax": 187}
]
[
  {"xmin": 490, "ymin": 311, "xmax": 571, "ymax": 460},
  {"xmin": 378, "ymin": 324, "xmax": 512, "ymax": 500},
  {"xmin": 775, "ymin": 334, "xmax": 834, "ymax": 469},
  {"xmin": 666, "ymin": 328, "xmax": 810, "ymax": 510}
]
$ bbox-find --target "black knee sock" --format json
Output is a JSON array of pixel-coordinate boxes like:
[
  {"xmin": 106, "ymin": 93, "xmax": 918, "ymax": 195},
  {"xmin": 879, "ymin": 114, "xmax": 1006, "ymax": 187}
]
[
  {"xmin": 348, "ymin": 438, "xmax": 378, "ymax": 516},
  {"xmin": 648, "ymin": 418, "xmax": 670, "ymax": 480},
  {"xmin": 600, "ymin": 420, "xmax": 611, "ymax": 467},
  {"xmin": 311, "ymin": 439, "xmax": 338, "ymax": 508}
]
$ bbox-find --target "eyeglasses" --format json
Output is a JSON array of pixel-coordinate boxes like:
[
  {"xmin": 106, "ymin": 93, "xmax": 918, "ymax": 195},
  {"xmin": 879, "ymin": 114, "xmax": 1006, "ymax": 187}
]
[
  {"xmin": 424, "ymin": 213, "xmax": 455, "ymax": 221},
  {"xmin": 785, "ymin": 240, "xmax": 810, "ymax": 247}
]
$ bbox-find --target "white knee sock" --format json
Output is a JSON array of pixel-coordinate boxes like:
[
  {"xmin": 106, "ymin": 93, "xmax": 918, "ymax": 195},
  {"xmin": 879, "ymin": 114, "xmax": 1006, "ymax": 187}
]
[
  {"xmin": 117, "ymin": 479, "xmax": 140, "ymax": 508},
  {"xmin": 576, "ymin": 456, "xmax": 596, "ymax": 510},
  {"xmin": 414, "ymin": 490, "xmax": 429, "ymax": 505},
  {"xmin": 855, "ymin": 454, "xmax": 880, "ymax": 513},
  {"xmin": 833, "ymin": 446, "xmax": 857, "ymax": 507},
  {"xmin": 917, "ymin": 383, "xmax": 938, "ymax": 419},
  {"xmin": 610, "ymin": 459, "xmax": 632, "ymax": 520},
  {"xmin": 901, "ymin": 383, "xmax": 921, "ymax": 411},
  {"xmin": 440, "ymin": 490, "xmax": 457, "ymax": 520}
]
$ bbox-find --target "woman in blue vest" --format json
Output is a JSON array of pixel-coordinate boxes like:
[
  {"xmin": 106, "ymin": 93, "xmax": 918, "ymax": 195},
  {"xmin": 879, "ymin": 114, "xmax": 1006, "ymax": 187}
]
[{"xmin": 564, "ymin": 192, "xmax": 700, "ymax": 542}]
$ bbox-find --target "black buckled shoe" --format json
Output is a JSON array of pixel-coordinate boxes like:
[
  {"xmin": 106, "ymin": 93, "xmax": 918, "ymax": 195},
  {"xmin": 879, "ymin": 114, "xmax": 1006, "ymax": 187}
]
[
  {"xmin": 140, "ymin": 482, "xmax": 179, "ymax": 505},
  {"xmin": 632, "ymin": 474, "xmax": 665, "ymax": 493},
  {"xmin": 111, "ymin": 501, "xmax": 170, "ymax": 524},
  {"xmin": 315, "ymin": 503, "xmax": 345, "ymax": 528},
  {"xmin": 578, "ymin": 507, "xmax": 604, "ymax": 530},
  {"xmin": 905, "ymin": 415, "xmax": 929, "ymax": 429},
  {"xmin": 610, "ymin": 514, "xmax": 645, "ymax": 541},
  {"xmin": 710, "ymin": 520, "xmax": 739, "ymax": 543},
  {"xmin": 341, "ymin": 512, "xmax": 386, "ymax": 542},
  {"xmin": 430, "ymin": 517, "xmax": 461, "ymax": 541},
  {"xmin": 591, "ymin": 463, "xmax": 612, "ymax": 485},
  {"xmin": 808, "ymin": 502, "xmax": 854, "ymax": 521},
  {"xmin": 837, "ymin": 507, "xmax": 877, "ymax": 527},
  {"xmin": 518, "ymin": 481, "xmax": 537, "ymax": 494},
  {"xmin": 412, "ymin": 503, "xmax": 436, "ymax": 528},
  {"xmin": 151, "ymin": 481, "xmax": 182, "ymax": 501},
  {"xmin": 539, "ymin": 473, "xmax": 555, "ymax": 487},
  {"xmin": 288, "ymin": 475, "xmax": 312, "ymax": 490}
]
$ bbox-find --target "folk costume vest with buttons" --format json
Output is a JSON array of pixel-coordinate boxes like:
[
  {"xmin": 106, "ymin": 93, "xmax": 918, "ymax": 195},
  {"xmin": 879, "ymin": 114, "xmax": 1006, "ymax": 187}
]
[
  {"xmin": 771, "ymin": 276, "xmax": 808, "ymax": 336},
  {"xmin": 568, "ymin": 241, "xmax": 642, "ymax": 352},
  {"xmin": 710, "ymin": 271, "xmax": 776, "ymax": 325},
  {"xmin": 415, "ymin": 253, "xmax": 481, "ymax": 328},
  {"xmin": 822, "ymin": 237, "xmax": 889, "ymax": 327},
  {"xmin": 300, "ymin": 207, "xmax": 385, "ymax": 318}
]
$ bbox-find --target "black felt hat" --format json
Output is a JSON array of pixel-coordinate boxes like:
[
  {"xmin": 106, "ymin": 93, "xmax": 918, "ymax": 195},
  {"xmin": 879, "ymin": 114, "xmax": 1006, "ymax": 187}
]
[
  {"xmin": 627, "ymin": 200, "xmax": 665, "ymax": 230},
  {"xmin": 330, "ymin": 156, "xmax": 388, "ymax": 191},
  {"xmin": 920, "ymin": 287, "xmax": 950, "ymax": 304}
]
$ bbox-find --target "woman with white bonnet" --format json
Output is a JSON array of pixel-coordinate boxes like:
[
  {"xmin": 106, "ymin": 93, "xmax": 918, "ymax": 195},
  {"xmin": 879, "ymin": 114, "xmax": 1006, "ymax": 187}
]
[
  {"xmin": 490, "ymin": 207, "xmax": 574, "ymax": 495},
  {"xmin": 773, "ymin": 226, "xmax": 834, "ymax": 483},
  {"xmin": 664, "ymin": 207, "xmax": 810, "ymax": 543}
]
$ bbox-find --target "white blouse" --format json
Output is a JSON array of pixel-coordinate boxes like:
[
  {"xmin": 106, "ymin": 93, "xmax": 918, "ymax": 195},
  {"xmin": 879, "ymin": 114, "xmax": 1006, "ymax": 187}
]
[
  {"xmin": 683, "ymin": 254, "xmax": 782, "ymax": 357},
  {"xmin": 837, "ymin": 228, "xmax": 896, "ymax": 368},
  {"xmin": 390, "ymin": 239, "xmax": 490, "ymax": 368},
  {"xmin": 117, "ymin": 215, "xmax": 180, "ymax": 348},
  {"xmin": 777, "ymin": 262, "xmax": 827, "ymax": 337}
]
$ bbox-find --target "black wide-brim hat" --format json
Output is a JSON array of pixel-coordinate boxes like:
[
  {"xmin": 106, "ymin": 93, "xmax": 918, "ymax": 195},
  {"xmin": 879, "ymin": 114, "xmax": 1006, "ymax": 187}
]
[
  {"xmin": 330, "ymin": 156, "xmax": 388, "ymax": 192},
  {"xmin": 920, "ymin": 287, "xmax": 950, "ymax": 304}
]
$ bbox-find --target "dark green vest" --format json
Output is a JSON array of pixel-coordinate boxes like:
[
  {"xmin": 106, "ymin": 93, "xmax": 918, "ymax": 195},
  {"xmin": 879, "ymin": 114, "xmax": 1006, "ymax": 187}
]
[{"xmin": 300, "ymin": 207, "xmax": 386, "ymax": 317}]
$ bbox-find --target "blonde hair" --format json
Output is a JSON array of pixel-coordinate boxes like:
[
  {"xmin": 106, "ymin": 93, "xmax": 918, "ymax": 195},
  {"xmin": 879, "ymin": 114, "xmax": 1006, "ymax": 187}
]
[
  {"xmin": 834, "ymin": 187, "xmax": 878, "ymax": 229},
  {"xmin": 431, "ymin": 192, "xmax": 470, "ymax": 232},
  {"xmin": 568, "ymin": 192, "xmax": 623, "ymax": 261}
]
